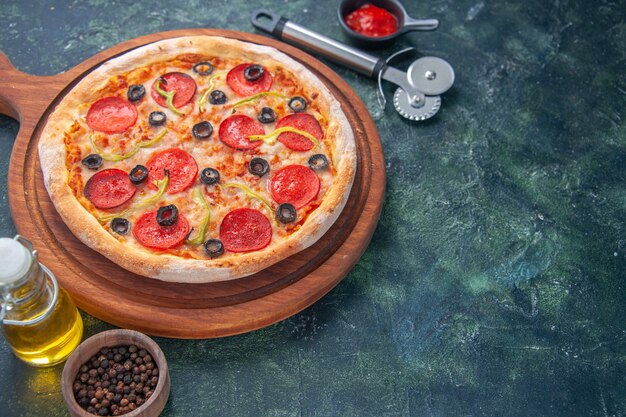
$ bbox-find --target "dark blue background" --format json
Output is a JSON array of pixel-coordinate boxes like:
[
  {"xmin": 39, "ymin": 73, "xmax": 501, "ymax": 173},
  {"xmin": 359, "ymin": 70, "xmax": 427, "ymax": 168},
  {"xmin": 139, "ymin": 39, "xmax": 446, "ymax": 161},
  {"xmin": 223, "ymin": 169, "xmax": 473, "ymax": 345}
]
[{"xmin": 1, "ymin": 0, "xmax": 625, "ymax": 416}]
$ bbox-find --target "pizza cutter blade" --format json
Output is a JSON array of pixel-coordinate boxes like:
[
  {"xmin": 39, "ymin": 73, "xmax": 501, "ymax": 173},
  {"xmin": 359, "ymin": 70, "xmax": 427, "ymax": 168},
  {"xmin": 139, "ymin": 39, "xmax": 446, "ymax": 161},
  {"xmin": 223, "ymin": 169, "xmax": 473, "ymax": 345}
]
[
  {"xmin": 407, "ymin": 57, "xmax": 455, "ymax": 96},
  {"xmin": 393, "ymin": 88, "xmax": 441, "ymax": 121},
  {"xmin": 250, "ymin": 9, "xmax": 455, "ymax": 121}
]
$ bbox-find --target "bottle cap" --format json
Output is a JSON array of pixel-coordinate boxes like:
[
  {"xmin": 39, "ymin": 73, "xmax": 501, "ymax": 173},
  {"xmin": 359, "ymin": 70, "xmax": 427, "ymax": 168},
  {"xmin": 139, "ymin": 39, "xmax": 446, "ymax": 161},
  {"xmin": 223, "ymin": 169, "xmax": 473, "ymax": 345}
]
[{"xmin": 0, "ymin": 238, "xmax": 32, "ymax": 284}]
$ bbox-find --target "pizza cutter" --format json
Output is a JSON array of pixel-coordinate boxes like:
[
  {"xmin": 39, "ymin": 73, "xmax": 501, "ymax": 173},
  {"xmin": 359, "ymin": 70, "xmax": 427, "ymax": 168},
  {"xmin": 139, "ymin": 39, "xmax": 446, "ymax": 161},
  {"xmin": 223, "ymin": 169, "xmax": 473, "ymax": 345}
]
[{"xmin": 250, "ymin": 9, "xmax": 455, "ymax": 121}]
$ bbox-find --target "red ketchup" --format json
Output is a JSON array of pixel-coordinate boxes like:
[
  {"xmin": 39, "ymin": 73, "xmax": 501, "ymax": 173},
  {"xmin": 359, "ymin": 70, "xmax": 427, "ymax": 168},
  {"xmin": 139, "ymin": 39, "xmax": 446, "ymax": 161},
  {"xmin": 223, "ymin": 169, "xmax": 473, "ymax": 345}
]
[{"xmin": 345, "ymin": 4, "xmax": 399, "ymax": 38}]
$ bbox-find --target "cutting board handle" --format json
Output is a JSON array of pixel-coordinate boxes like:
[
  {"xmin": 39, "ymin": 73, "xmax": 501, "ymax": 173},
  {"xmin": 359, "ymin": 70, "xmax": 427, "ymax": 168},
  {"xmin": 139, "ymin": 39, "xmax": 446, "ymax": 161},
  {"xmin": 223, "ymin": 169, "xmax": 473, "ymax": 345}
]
[
  {"xmin": 0, "ymin": 51, "xmax": 25, "ymax": 120},
  {"xmin": 0, "ymin": 50, "xmax": 65, "ymax": 124}
]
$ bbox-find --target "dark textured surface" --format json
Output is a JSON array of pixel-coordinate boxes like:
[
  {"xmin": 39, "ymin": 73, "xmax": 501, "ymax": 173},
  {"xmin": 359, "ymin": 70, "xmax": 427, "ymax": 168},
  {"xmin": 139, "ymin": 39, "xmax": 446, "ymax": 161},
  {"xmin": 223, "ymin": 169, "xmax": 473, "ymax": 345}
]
[{"xmin": 1, "ymin": 0, "xmax": 625, "ymax": 416}]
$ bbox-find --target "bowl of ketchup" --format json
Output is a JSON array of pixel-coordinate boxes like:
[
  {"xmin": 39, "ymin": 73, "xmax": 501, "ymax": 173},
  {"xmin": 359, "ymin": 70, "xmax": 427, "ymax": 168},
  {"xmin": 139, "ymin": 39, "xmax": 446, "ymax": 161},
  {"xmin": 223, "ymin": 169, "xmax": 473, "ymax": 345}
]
[{"xmin": 338, "ymin": 0, "xmax": 439, "ymax": 47}]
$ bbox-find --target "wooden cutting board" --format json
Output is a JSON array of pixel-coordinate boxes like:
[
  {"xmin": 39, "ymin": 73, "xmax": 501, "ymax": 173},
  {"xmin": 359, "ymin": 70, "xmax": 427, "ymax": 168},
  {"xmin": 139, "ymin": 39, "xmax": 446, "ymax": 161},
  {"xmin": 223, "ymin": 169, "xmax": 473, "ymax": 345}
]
[{"xmin": 1, "ymin": 29, "xmax": 385, "ymax": 339}]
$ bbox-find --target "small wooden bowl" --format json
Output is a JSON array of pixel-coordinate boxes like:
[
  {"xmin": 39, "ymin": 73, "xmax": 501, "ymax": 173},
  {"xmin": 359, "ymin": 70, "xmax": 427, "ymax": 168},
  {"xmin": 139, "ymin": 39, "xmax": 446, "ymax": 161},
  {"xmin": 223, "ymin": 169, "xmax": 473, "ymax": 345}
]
[{"xmin": 61, "ymin": 329, "xmax": 170, "ymax": 417}]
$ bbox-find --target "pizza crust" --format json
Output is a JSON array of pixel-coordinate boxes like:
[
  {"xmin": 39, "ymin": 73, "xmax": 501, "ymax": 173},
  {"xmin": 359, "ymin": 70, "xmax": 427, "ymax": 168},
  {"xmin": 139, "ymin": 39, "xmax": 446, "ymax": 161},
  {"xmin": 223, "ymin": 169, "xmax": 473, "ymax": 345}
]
[{"xmin": 39, "ymin": 35, "xmax": 356, "ymax": 283}]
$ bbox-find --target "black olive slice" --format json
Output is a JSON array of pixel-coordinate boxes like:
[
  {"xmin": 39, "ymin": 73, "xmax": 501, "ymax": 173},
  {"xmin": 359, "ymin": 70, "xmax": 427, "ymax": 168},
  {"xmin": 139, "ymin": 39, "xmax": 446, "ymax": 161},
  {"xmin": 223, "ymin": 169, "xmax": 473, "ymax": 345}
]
[
  {"xmin": 192, "ymin": 121, "xmax": 213, "ymax": 140},
  {"xmin": 204, "ymin": 239, "xmax": 224, "ymax": 258},
  {"xmin": 248, "ymin": 157, "xmax": 269, "ymax": 177},
  {"xmin": 308, "ymin": 154, "xmax": 329, "ymax": 170},
  {"xmin": 127, "ymin": 84, "xmax": 145, "ymax": 102},
  {"xmin": 276, "ymin": 203, "xmax": 297, "ymax": 224},
  {"xmin": 111, "ymin": 218, "xmax": 130, "ymax": 235},
  {"xmin": 148, "ymin": 111, "xmax": 167, "ymax": 126},
  {"xmin": 192, "ymin": 61, "xmax": 214, "ymax": 76},
  {"xmin": 129, "ymin": 165, "xmax": 149, "ymax": 184},
  {"xmin": 81, "ymin": 154, "xmax": 103, "ymax": 170},
  {"xmin": 200, "ymin": 168, "xmax": 220, "ymax": 185},
  {"xmin": 257, "ymin": 107, "xmax": 276, "ymax": 124},
  {"xmin": 288, "ymin": 96, "xmax": 307, "ymax": 112},
  {"xmin": 156, "ymin": 205, "xmax": 178, "ymax": 227},
  {"xmin": 244, "ymin": 64, "xmax": 264, "ymax": 82},
  {"xmin": 209, "ymin": 90, "xmax": 227, "ymax": 105}
]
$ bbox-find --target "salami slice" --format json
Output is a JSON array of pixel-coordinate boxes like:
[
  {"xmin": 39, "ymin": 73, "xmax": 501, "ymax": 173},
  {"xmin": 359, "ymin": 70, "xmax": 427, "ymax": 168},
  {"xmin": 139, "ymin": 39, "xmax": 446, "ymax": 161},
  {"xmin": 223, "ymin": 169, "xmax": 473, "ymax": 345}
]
[
  {"xmin": 219, "ymin": 208, "xmax": 272, "ymax": 253},
  {"xmin": 268, "ymin": 165, "xmax": 320, "ymax": 209},
  {"xmin": 150, "ymin": 72, "xmax": 197, "ymax": 108},
  {"xmin": 219, "ymin": 114, "xmax": 264, "ymax": 150},
  {"xmin": 84, "ymin": 168, "xmax": 137, "ymax": 209},
  {"xmin": 276, "ymin": 113, "xmax": 323, "ymax": 151},
  {"xmin": 86, "ymin": 97, "xmax": 138, "ymax": 133},
  {"xmin": 146, "ymin": 148, "xmax": 198, "ymax": 194},
  {"xmin": 133, "ymin": 209, "xmax": 190, "ymax": 250},
  {"xmin": 226, "ymin": 63, "xmax": 273, "ymax": 96}
]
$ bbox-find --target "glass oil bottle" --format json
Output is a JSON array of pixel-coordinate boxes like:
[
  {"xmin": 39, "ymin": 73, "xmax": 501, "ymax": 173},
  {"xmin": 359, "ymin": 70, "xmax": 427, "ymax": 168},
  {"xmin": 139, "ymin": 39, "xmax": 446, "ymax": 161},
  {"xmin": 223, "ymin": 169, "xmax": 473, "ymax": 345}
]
[{"xmin": 0, "ymin": 235, "xmax": 83, "ymax": 366}]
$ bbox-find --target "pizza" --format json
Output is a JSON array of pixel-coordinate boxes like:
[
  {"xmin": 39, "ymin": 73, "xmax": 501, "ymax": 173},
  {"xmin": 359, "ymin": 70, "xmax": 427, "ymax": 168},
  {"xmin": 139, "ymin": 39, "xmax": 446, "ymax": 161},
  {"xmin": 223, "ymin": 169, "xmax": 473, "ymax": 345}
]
[{"xmin": 38, "ymin": 36, "xmax": 356, "ymax": 283}]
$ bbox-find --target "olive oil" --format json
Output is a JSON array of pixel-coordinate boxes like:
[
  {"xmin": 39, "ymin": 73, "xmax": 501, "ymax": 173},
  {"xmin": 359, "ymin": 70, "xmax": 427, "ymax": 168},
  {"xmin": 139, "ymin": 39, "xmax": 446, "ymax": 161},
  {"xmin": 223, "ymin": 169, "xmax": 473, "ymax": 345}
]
[
  {"xmin": 3, "ymin": 287, "xmax": 83, "ymax": 366},
  {"xmin": 0, "ymin": 236, "xmax": 83, "ymax": 366}
]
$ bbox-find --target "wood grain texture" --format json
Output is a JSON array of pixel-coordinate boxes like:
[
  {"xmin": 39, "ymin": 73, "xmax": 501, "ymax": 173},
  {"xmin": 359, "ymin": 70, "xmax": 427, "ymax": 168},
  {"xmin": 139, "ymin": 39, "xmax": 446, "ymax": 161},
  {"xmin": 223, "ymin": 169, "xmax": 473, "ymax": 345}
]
[
  {"xmin": 61, "ymin": 329, "xmax": 170, "ymax": 417},
  {"xmin": 4, "ymin": 29, "xmax": 385, "ymax": 338}
]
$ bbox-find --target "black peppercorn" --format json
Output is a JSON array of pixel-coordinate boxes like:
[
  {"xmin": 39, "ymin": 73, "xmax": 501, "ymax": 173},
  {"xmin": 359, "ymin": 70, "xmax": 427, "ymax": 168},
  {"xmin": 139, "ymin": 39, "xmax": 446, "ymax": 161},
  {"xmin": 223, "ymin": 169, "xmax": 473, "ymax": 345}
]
[{"xmin": 73, "ymin": 344, "xmax": 160, "ymax": 416}]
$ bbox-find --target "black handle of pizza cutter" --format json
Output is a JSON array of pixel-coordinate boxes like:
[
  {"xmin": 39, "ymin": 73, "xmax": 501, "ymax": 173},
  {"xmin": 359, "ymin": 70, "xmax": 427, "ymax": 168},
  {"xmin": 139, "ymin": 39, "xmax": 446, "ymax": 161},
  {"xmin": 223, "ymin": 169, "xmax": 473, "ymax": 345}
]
[{"xmin": 250, "ymin": 9, "xmax": 386, "ymax": 78}]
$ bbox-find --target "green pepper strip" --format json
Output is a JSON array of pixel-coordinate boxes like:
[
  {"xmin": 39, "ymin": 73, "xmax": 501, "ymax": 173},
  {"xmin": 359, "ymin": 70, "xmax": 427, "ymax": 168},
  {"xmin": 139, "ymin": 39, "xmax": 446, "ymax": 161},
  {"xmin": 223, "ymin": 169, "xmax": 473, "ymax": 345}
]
[
  {"xmin": 97, "ymin": 173, "xmax": 170, "ymax": 223},
  {"xmin": 221, "ymin": 183, "xmax": 275, "ymax": 221},
  {"xmin": 198, "ymin": 72, "xmax": 225, "ymax": 113},
  {"xmin": 198, "ymin": 90, "xmax": 212, "ymax": 114},
  {"xmin": 185, "ymin": 189, "xmax": 211, "ymax": 246},
  {"xmin": 91, "ymin": 129, "xmax": 167, "ymax": 162},
  {"xmin": 248, "ymin": 127, "xmax": 320, "ymax": 148},
  {"xmin": 154, "ymin": 78, "xmax": 184, "ymax": 116},
  {"xmin": 230, "ymin": 92, "xmax": 287, "ymax": 112}
]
